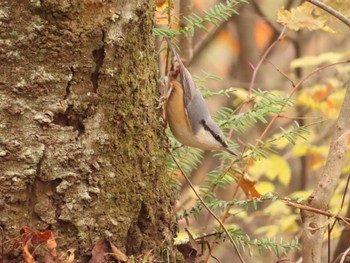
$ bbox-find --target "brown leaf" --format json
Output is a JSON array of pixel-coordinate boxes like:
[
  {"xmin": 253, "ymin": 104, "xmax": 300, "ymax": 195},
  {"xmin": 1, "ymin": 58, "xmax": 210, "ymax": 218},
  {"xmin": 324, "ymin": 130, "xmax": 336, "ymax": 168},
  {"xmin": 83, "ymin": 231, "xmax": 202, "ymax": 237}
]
[
  {"xmin": 89, "ymin": 239, "xmax": 109, "ymax": 263},
  {"xmin": 110, "ymin": 242, "xmax": 128, "ymax": 262}
]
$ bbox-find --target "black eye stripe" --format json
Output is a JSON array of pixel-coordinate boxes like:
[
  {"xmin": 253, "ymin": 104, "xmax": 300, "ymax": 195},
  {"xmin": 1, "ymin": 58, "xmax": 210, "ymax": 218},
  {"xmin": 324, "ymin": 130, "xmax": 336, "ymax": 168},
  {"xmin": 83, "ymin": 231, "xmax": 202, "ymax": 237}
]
[{"xmin": 200, "ymin": 120, "xmax": 228, "ymax": 148}]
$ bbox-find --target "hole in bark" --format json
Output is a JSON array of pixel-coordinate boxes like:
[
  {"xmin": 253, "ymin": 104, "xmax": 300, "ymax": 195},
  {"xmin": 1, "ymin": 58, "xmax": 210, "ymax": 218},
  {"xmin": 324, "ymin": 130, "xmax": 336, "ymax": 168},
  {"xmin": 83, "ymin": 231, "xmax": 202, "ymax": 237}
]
[
  {"xmin": 309, "ymin": 222, "xmax": 318, "ymax": 234},
  {"xmin": 91, "ymin": 45, "xmax": 105, "ymax": 93},
  {"xmin": 53, "ymin": 105, "xmax": 85, "ymax": 135}
]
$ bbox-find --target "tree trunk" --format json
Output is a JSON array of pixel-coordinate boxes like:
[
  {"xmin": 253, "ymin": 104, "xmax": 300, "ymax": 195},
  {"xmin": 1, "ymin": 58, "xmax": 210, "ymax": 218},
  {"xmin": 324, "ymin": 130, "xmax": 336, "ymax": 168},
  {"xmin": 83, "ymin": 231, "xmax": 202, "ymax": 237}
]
[{"xmin": 0, "ymin": 0, "xmax": 175, "ymax": 261}]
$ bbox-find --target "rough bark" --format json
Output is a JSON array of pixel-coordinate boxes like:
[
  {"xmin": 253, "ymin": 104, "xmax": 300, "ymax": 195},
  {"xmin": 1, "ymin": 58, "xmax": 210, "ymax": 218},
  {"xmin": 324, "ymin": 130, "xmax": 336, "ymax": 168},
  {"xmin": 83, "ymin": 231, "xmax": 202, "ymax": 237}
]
[{"xmin": 0, "ymin": 0, "xmax": 175, "ymax": 261}]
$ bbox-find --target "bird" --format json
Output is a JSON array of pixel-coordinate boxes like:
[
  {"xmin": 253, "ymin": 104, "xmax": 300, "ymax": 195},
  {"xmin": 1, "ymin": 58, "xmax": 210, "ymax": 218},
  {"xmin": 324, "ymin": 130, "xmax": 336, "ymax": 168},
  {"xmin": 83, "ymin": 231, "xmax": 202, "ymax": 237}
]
[{"xmin": 163, "ymin": 38, "xmax": 238, "ymax": 156}]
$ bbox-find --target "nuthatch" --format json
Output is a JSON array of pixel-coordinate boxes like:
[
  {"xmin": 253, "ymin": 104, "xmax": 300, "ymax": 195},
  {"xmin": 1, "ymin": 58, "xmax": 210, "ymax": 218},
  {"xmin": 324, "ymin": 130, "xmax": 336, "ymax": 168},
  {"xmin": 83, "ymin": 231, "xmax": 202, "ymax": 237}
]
[{"xmin": 164, "ymin": 39, "xmax": 237, "ymax": 156}]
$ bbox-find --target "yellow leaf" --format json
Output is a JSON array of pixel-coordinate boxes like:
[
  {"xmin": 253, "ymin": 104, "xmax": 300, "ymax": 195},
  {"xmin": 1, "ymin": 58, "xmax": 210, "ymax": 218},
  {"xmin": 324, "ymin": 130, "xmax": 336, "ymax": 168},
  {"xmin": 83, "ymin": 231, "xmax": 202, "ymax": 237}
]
[
  {"xmin": 232, "ymin": 87, "xmax": 249, "ymax": 105},
  {"xmin": 174, "ymin": 231, "xmax": 188, "ymax": 245},
  {"xmin": 255, "ymin": 225, "xmax": 279, "ymax": 238},
  {"xmin": 293, "ymin": 144, "xmax": 309, "ymax": 157},
  {"xmin": 277, "ymin": 3, "xmax": 328, "ymax": 32},
  {"xmin": 273, "ymin": 137, "xmax": 290, "ymax": 150},
  {"xmin": 265, "ymin": 201, "xmax": 291, "ymax": 217},
  {"xmin": 229, "ymin": 208, "xmax": 248, "ymax": 220},
  {"xmin": 280, "ymin": 214, "xmax": 299, "ymax": 232},
  {"xmin": 290, "ymin": 52, "xmax": 344, "ymax": 69},
  {"xmin": 249, "ymin": 154, "xmax": 291, "ymax": 186},
  {"xmin": 255, "ymin": 181, "xmax": 275, "ymax": 194},
  {"xmin": 289, "ymin": 190, "xmax": 313, "ymax": 200},
  {"xmin": 174, "ymin": 229, "xmax": 199, "ymax": 245}
]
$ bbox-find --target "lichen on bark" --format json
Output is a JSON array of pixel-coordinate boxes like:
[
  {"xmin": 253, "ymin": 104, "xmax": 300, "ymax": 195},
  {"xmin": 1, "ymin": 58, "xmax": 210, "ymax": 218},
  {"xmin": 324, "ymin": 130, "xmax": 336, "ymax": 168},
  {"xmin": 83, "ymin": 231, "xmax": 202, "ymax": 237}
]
[{"xmin": 0, "ymin": 0, "xmax": 175, "ymax": 261}]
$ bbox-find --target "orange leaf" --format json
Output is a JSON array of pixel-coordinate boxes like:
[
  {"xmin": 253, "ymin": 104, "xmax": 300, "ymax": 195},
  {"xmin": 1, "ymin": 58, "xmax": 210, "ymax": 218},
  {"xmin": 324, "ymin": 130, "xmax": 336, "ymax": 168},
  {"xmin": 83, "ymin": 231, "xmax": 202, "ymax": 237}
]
[
  {"xmin": 313, "ymin": 85, "xmax": 333, "ymax": 101},
  {"xmin": 155, "ymin": 0, "xmax": 166, "ymax": 6},
  {"xmin": 231, "ymin": 170, "xmax": 261, "ymax": 198},
  {"xmin": 23, "ymin": 239, "xmax": 35, "ymax": 263},
  {"xmin": 110, "ymin": 242, "xmax": 128, "ymax": 262},
  {"xmin": 47, "ymin": 235, "xmax": 58, "ymax": 260},
  {"xmin": 326, "ymin": 99, "xmax": 335, "ymax": 110},
  {"xmin": 311, "ymin": 155, "xmax": 322, "ymax": 166},
  {"xmin": 155, "ymin": 0, "xmax": 174, "ymax": 26},
  {"xmin": 255, "ymin": 19, "xmax": 274, "ymax": 50},
  {"xmin": 218, "ymin": 30, "xmax": 239, "ymax": 54},
  {"xmin": 238, "ymin": 177, "xmax": 262, "ymax": 198}
]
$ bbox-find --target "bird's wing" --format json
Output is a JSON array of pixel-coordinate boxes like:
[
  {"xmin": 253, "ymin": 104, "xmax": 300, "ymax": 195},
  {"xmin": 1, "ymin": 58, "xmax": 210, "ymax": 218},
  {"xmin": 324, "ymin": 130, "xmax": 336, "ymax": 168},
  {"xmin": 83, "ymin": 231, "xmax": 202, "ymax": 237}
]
[{"xmin": 165, "ymin": 38, "xmax": 212, "ymax": 133}]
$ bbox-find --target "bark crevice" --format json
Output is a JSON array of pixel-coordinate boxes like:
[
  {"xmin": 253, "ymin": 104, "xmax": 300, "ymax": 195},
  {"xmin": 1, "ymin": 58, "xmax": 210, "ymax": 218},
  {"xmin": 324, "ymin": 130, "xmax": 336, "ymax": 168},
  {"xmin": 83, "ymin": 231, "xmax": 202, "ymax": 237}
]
[{"xmin": 91, "ymin": 30, "xmax": 105, "ymax": 94}]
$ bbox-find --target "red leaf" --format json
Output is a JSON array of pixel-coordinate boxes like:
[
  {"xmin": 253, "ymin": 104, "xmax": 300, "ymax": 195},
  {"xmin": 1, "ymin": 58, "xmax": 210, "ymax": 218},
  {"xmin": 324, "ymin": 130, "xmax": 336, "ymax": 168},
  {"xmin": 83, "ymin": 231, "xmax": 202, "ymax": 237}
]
[{"xmin": 31, "ymin": 231, "xmax": 52, "ymax": 246}]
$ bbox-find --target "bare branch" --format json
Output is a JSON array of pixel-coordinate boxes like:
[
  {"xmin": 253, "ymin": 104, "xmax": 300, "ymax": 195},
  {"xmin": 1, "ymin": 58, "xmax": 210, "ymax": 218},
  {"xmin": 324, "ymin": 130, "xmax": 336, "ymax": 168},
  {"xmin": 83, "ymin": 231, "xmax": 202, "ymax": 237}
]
[
  {"xmin": 284, "ymin": 200, "xmax": 350, "ymax": 224},
  {"xmin": 306, "ymin": 0, "xmax": 350, "ymax": 28},
  {"xmin": 178, "ymin": 0, "xmax": 193, "ymax": 65},
  {"xmin": 247, "ymin": 26, "xmax": 287, "ymax": 95}
]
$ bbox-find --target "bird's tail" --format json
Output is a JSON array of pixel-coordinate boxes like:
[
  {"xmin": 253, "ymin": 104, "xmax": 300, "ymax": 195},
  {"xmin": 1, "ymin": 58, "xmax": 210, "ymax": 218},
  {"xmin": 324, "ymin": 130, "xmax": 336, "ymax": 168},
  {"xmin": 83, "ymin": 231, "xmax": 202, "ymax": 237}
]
[{"xmin": 226, "ymin": 147, "xmax": 238, "ymax": 157}]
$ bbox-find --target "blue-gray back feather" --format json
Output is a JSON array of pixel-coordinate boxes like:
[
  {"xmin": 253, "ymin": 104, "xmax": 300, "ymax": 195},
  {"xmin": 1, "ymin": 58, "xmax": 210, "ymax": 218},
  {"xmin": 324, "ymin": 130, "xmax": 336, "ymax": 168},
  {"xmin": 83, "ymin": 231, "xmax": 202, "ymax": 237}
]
[{"xmin": 166, "ymin": 38, "xmax": 214, "ymax": 134}]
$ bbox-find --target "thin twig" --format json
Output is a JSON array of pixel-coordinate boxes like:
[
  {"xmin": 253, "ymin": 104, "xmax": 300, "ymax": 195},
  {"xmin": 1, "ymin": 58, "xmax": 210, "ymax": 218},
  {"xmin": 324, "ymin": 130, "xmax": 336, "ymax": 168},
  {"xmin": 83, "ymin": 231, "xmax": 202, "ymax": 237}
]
[
  {"xmin": 284, "ymin": 200, "xmax": 350, "ymax": 224},
  {"xmin": 247, "ymin": 26, "xmax": 287, "ymax": 95},
  {"xmin": 340, "ymin": 246, "xmax": 350, "ymax": 263},
  {"xmin": 167, "ymin": 149, "xmax": 245, "ymax": 263},
  {"xmin": 205, "ymin": 27, "xmax": 289, "ymax": 263},
  {"xmin": 265, "ymin": 59, "xmax": 296, "ymax": 87},
  {"xmin": 330, "ymin": 173, "xmax": 350, "ymax": 232},
  {"xmin": 328, "ymin": 217, "xmax": 331, "ymax": 263},
  {"xmin": 306, "ymin": 0, "xmax": 350, "ymax": 28}
]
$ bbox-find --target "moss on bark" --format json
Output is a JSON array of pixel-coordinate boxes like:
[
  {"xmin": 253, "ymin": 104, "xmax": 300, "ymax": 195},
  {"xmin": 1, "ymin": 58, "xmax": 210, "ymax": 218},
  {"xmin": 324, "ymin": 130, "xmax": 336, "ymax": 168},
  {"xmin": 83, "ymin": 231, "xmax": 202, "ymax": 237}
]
[{"xmin": 0, "ymin": 0, "xmax": 175, "ymax": 261}]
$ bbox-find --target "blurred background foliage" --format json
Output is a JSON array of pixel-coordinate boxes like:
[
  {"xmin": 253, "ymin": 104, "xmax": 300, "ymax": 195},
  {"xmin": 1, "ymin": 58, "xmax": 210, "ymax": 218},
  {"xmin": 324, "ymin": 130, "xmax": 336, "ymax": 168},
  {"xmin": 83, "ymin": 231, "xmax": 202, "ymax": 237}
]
[{"xmin": 155, "ymin": 0, "xmax": 350, "ymax": 262}]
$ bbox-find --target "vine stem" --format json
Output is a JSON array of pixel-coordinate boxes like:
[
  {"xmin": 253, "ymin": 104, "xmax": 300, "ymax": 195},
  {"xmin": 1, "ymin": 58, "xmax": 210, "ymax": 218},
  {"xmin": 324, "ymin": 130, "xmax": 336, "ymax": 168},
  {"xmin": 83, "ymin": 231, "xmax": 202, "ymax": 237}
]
[{"xmin": 167, "ymin": 148, "xmax": 245, "ymax": 263}]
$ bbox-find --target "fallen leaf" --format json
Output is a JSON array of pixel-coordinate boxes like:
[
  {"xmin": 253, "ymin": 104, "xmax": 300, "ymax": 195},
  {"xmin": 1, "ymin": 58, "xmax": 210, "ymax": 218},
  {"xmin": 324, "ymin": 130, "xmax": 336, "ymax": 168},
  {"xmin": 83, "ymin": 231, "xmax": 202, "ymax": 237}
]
[
  {"xmin": 89, "ymin": 239, "xmax": 109, "ymax": 263},
  {"xmin": 110, "ymin": 242, "xmax": 128, "ymax": 262},
  {"xmin": 31, "ymin": 231, "xmax": 52, "ymax": 246},
  {"xmin": 23, "ymin": 239, "xmax": 35, "ymax": 263}
]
